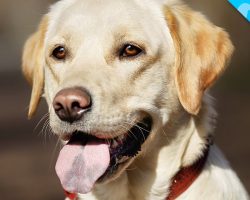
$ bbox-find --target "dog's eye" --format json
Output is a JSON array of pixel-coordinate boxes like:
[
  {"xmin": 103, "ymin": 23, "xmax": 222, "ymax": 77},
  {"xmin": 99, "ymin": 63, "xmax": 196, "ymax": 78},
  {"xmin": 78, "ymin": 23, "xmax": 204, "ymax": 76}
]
[
  {"xmin": 120, "ymin": 44, "xmax": 142, "ymax": 58},
  {"xmin": 52, "ymin": 46, "xmax": 66, "ymax": 60}
]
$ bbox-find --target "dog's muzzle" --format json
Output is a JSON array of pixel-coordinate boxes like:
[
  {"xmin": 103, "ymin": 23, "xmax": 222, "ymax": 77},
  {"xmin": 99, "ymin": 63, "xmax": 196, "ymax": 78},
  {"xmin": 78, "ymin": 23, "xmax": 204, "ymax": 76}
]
[{"xmin": 55, "ymin": 116, "xmax": 153, "ymax": 194}]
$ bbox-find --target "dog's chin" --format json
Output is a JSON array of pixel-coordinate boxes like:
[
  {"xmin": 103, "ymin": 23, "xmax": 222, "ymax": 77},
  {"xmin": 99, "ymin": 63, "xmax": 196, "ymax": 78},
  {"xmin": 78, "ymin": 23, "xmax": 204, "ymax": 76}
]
[{"xmin": 60, "ymin": 116, "xmax": 153, "ymax": 184}]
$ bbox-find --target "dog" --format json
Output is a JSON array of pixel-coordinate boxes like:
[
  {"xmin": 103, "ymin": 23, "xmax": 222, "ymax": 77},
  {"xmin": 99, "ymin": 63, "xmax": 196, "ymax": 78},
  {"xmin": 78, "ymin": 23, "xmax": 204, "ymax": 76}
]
[{"xmin": 22, "ymin": 0, "xmax": 249, "ymax": 199}]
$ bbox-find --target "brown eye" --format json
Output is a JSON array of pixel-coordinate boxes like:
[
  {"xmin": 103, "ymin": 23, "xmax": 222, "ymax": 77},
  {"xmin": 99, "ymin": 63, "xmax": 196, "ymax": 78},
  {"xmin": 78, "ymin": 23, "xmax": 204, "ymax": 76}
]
[
  {"xmin": 120, "ymin": 44, "xmax": 142, "ymax": 58},
  {"xmin": 52, "ymin": 46, "xmax": 66, "ymax": 60}
]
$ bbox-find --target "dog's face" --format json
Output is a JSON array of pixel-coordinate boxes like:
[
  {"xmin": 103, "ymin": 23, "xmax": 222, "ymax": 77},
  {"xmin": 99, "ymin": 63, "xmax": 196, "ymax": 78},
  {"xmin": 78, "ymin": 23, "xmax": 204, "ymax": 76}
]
[
  {"xmin": 22, "ymin": 0, "xmax": 233, "ymax": 192},
  {"xmin": 45, "ymin": 0, "xmax": 176, "ymax": 135}
]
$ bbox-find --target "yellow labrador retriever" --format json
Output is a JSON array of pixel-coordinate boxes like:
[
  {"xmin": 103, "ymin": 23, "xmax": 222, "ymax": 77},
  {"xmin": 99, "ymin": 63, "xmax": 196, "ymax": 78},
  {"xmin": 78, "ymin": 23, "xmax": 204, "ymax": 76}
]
[{"xmin": 22, "ymin": 0, "xmax": 249, "ymax": 199}]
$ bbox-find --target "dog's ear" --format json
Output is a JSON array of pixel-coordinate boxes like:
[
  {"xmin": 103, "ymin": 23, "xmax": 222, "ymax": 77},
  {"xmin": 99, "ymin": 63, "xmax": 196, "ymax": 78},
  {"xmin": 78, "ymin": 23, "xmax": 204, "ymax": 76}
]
[
  {"xmin": 22, "ymin": 15, "xmax": 48, "ymax": 118},
  {"xmin": 164, "ymin": 5, "xmax": 234, "ymax": 115}
]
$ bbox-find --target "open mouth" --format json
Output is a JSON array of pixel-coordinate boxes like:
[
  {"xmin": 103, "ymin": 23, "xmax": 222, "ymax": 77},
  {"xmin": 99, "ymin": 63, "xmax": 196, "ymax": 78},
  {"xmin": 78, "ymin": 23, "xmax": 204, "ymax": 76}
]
[
  {"xmin": 68, "ymin": 117, "xmax": 152, "ymax": 176},
  {"xmin": 55, "ymin": 116, "xmax": 152, "ymax": 194}
]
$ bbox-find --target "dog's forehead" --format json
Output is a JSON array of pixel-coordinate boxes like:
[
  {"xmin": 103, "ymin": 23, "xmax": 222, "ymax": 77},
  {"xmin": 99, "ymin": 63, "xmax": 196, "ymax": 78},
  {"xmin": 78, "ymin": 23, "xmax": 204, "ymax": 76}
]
[
  {"xmin": 47, "ymin": 0, "xmax": 170, "ymax": 43},
  {"xmin": 49, "ymin": 0, "xmax": 162, "ymax": 23}
]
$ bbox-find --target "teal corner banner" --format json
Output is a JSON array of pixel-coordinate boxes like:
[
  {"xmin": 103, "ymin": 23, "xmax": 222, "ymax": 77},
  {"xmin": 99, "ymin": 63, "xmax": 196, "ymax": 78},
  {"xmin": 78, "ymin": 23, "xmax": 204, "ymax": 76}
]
[{"xmin": 228, "ymin": 0, "xmax": 250, "ymax": 22}]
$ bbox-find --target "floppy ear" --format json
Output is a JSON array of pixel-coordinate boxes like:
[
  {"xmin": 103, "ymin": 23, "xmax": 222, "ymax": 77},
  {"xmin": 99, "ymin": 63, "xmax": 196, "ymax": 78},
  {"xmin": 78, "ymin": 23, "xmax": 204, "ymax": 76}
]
[
  {"xmin": 164, "ymin": 5, "xmax": 234, "ymax": 115},
  {"xmin": 22, "ymin": 16, "xmax": 48, "ymax": 118}
]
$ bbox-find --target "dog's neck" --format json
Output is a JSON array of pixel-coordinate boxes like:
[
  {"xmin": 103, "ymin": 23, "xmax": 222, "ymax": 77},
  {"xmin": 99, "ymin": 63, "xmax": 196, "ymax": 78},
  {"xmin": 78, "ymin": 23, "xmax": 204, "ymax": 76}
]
[{"xmin": 90, "ymin": 104, "xmax": 214, "ymax": 200}]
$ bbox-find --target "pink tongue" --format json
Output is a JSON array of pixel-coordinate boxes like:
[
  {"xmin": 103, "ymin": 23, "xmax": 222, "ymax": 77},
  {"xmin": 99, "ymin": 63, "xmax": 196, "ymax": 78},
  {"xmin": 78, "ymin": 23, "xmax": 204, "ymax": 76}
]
[{"xmin": 55, "ymin": 140, "xmax": 110, "ymax": 194}]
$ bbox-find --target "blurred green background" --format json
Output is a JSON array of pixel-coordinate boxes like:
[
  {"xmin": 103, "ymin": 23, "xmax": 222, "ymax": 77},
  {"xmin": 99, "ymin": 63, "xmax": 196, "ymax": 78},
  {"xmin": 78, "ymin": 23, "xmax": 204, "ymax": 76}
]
[{"xmin": 0, "ymin": 0, "xmax": 249, "ymax": 199}]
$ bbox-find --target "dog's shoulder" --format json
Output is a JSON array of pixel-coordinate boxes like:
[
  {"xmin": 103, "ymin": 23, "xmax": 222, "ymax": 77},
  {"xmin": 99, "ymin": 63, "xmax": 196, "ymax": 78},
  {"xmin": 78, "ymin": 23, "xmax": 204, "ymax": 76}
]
[{"xmin": 180, "ymin": 145, "xmax": 249, "ymax": 200}]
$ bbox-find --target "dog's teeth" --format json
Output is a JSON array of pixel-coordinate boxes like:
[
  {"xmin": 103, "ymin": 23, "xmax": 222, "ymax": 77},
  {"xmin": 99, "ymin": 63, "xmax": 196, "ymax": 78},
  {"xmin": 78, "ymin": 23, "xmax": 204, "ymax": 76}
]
[
  {"xmin": 112, "ymin": 140, "xmax": 119, "ymax": 148},
  {"xmin": 117, "ymin": 134, "xmax": 125, "ymax": 142}
]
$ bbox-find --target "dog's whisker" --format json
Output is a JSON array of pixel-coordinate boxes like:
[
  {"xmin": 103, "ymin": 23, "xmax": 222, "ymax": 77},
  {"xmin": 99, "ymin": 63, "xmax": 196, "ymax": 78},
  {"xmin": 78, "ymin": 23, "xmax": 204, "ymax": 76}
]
[
  {"xmin": 128, "ymin": 130, "xmax": 139, "ymax": 141},
  {"xmin": 42, "ymin": 120, "xmax": 50, "ymax": 145},
  {"xmin": 135, "ymin": 124, "xmax": 146, "ymax": 141},
  {"xmin": 38, "ymin": 118, "xmax": 49, "ymax": 137},
  {"xmin": 136, "ymin": 124, "xmax": 150, "ymax": 133},
  {"xmin": 122, "ymin": 122, "xmax": 140, "ymax": 141},
  {"xmin": 45, "ymin": 122, "xmax": 53, "ymax": 140},
  {"xmin": 118, "ymin": 124, "xmax": 134, "ymax": 139},
  {"xmin": 36, "ymin": 115, "xmax": 50, "ymax": 142},
  {"xmin": 34, "ymin": 112, "xmax": 49, "ymax": 131},
  {"xmin": 41, "ymin": 118, "xmax": 53, "ymax": 145}
]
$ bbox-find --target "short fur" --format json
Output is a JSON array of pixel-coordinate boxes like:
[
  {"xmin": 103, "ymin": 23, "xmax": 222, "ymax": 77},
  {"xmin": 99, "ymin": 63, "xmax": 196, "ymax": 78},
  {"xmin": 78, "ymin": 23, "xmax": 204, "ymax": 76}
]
[{"xmin": 22, "ymin": 0, "xmax": 249, "ymax": 199}]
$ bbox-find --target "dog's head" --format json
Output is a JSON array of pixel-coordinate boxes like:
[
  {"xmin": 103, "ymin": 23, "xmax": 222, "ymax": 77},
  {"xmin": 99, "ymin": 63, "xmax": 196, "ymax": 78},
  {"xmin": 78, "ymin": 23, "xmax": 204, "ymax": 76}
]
[{"xmin": 22, "ymin": 0, "xmax": 233, "ymax": 193}]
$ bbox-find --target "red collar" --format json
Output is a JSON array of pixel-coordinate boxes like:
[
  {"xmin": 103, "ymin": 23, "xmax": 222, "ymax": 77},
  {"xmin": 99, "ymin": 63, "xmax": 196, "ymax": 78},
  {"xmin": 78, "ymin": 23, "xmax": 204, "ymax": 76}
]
[
  {"xmin": 64, "ymin": 191, "xmax": 77, "ymax": 200},
  {"xmin": 64, "ymin": 147, "xmax": 209, "ymax": 200},
  {"xmin": 166, "ymin": 147, "xmax": 209, "ymax": 200}
]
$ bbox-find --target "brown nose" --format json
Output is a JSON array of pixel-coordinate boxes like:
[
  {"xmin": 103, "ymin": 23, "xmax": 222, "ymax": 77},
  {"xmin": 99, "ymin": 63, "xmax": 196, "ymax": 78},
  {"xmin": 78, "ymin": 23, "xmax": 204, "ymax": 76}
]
[{"xmin": 53, "ymin": 87, "xmax": 91, "ymax": 123}]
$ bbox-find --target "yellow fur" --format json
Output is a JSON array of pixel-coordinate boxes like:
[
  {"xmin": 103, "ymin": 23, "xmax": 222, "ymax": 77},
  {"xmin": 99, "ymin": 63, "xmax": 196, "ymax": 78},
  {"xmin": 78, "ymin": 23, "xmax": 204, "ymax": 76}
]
[
  {"xmin": 164, "ymin": 5, "xmax": 234, "ymax": 115},
  {"xmin": 22, "ymin": 15, "xmax": 48, "ymax": 118}
]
